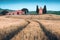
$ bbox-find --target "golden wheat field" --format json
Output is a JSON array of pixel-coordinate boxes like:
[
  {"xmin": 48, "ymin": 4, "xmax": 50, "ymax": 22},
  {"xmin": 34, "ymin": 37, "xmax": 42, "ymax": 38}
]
[{"xmin": 0, "ymin": 14, "xmax": 60, "ymax": 40}]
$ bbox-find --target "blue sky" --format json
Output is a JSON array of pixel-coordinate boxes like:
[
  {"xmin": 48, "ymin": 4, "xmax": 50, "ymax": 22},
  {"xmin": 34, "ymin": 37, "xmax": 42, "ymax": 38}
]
[{"xmin": 0, "ymin": 0, "xmax": 60, "ymax": 11}]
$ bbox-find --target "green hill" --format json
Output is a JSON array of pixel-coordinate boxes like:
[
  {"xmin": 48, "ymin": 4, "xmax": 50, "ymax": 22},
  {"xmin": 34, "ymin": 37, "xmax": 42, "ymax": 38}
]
[
  {"xmin": 0, "ymin": 8, "xmax": 15, "ymax": 13},
  {"xmin": 47, "ymin": 11, "xmax": 60, "ymax": 15}
]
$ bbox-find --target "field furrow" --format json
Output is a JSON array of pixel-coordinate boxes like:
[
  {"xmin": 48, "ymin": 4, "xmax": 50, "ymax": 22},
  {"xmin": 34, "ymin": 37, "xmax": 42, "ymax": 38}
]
[
  {"xmin": 32, "ymin": 19, "xmax": 60, "ymax": 40},
  {"xmin": 11, "ymin": 20, "xmax": 48, "ymax": 40},
  {"xmin": 5, "ymin": 14, "xmax": 60, "ymax": 20},
  {"xmin": 0, "ymin": 14, "xmax": 60, "ymax": 40},
  {"xmin": 0, "ymin": 18, "xmax": 29, "ymax": 40}
]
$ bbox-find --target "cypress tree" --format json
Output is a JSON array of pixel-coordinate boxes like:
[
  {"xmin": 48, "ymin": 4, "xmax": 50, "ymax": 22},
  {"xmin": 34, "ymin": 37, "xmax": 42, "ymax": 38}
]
[
  {"xmin": 43, "ymin": 5, "xmax": 47, "ymax": 14},
  {"xmin": 36, "ymin": 5, "xmax": 39, "ymax": 14}
]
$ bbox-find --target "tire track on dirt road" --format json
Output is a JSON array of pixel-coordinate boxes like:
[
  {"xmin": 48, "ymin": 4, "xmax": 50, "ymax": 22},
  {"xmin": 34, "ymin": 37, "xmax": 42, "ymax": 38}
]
[
  {"xmin": 11, "ymin": 20, "xmax": 48, "ymax": 40},
  {"xmin": 32, "ymin": 19, "xmax": 58, "ymax": 40},
  {"xmin": 2, "ymin": 21, "xmax": 30, "ymax": 40}
]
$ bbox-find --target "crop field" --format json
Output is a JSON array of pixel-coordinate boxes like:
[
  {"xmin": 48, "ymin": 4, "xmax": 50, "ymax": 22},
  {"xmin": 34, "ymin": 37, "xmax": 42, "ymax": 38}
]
[
  {"xmin": 0, "ymin": 17, "xmax": 29, "ymax": 40},
  {"xmin": 0, "ymin": 14, "xmax": 60, "ymax": 40},
  {"xmin": 11, "ymin": 20, "xmax": 48, "ymax": 40},
  {"xmin": 5, "ymin": 14, "xmax": 60, "ymax": 20}
]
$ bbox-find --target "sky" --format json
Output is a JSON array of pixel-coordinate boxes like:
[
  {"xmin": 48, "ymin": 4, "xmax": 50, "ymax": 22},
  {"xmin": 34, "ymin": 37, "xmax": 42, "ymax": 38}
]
[{"xmin": 0, "ymin": 0, "xmax": 60, "ymax": 11}]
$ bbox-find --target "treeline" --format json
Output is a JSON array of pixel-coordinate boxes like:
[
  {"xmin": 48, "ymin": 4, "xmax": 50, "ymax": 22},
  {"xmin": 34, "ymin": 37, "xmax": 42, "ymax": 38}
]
[
  {"xmin": 47, "ymin": 11, "xmax": 60, "ymax": 15},
  {"xmin": 0, "ymin": 8, "xmax": 29, "ymax": 15},
  {"xmin": 0, "ymin": 10, "xmax": 9, "ymax": 15},
  {"xmin": 36, "ymin": 5, "xmax": 47, "ymax": 14},
  {"xmin": 0, "ymin": 8, "xmax": 14, "ymax": 15}
]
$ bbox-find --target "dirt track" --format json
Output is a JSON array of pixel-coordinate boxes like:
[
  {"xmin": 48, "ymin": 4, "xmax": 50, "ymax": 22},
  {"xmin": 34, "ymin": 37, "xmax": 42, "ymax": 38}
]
[{"xmin": 0, "ymin": 14, "xmax": 60, "ymax": 40}]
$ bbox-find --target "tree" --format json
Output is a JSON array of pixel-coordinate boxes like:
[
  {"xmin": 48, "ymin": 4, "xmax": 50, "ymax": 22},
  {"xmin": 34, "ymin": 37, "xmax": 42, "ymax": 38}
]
[
  {"xmin": 21, "ymin": 8, "xmax": 29, "ymax": 14},
  {"xmin": 36, "ymin": 5, "xmax": 39, "ymax": 14},
  {"xmin": 1, "ymin": 10, "xmax": 9, "ymax": 15},
  {"xmin": 43, "ymin": 5, "xmax": 47, "ymax": 14}
]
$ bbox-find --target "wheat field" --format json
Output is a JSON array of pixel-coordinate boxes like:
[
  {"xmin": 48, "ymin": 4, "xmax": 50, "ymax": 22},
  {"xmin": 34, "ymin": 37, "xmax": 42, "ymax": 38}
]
[
  {"xmin": 0, "ymin": 17, "xmax": 29, "ymax": 40},
  {"xmin": 11, "ymin": 20, "xmax": 48, "ymax": 40},
  {"xmin": 5, "ymin": 14, "xmax": 60, "ymax": 20},
  {"xmin": 0, "ymin": 14, "xmax": 60, "ymax": 40}
]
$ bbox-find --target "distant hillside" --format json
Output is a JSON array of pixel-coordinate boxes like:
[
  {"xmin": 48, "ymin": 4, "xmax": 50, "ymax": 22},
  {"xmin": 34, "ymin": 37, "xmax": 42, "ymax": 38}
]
[
  {"xmin": 28, "ymin": 11, "xmax": 60, "ymax": 15},
  {"xmin": 0, "ymin": 8, "xmax": 15, "ymax": 13},
  {"xmin": 0, "ymin": 8, "xmax": 60, "ymax": 15},
  {"xmin": 27, "ymin": 11, "xmax": 37, "ymax": 15},
  {"xmin": 47, "ymin": 11, "xmax": 60, "ymax": 15}
]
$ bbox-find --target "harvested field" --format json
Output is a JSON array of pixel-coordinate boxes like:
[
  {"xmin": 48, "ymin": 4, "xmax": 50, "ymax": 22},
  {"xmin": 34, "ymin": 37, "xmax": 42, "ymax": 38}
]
[
  {"xmin": 11, "ymin": 21, "xmax": 48, "ymax": 40},
  {"xmin": 39, "ymin": 20, "xmax": 60, "ymax": 40},
  {"xmin": 0, "ymin": 14, "xmax": 60, "ymax": 40},
  {"xmin": 32, "ymin": 19, "xmax": 60, "ymax": 40},
  {"xmin": 5, "ymin": 14, "xmax": 60, "ymax": 20},
  {"xmin": 0, "ymin": 17, "xmax": 29, "ymax": 40}
]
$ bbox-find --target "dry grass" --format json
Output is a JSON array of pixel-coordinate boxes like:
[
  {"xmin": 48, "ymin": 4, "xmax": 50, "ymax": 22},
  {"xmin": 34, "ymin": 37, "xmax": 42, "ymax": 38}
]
[
  {"xmin": 0, "ymin": 14, "xmax": 60, "ymax": 40},
  {"xmin": 32, "ymin": 20, "xmax": 60, "ymax": 40},
  {"xmin": 5, "ymin": 14, "xmax": 60, "ymax": 20},
  {"xmin": 40, "ymin": 20, "xmax": 60, "ymax": 39},
  {"xmin": 0, "ymin": 17, "xmax": 29, "ymax": 40},
  {"xmin": 11, "ymin": 20, "xmax": 48, "ymax": 40}
]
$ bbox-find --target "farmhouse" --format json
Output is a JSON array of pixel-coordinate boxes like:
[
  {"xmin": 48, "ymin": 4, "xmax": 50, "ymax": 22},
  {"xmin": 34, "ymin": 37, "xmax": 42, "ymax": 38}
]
[{"xmin": 7, "ymin": 10, "xmax": 25, "ymax": 15}]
